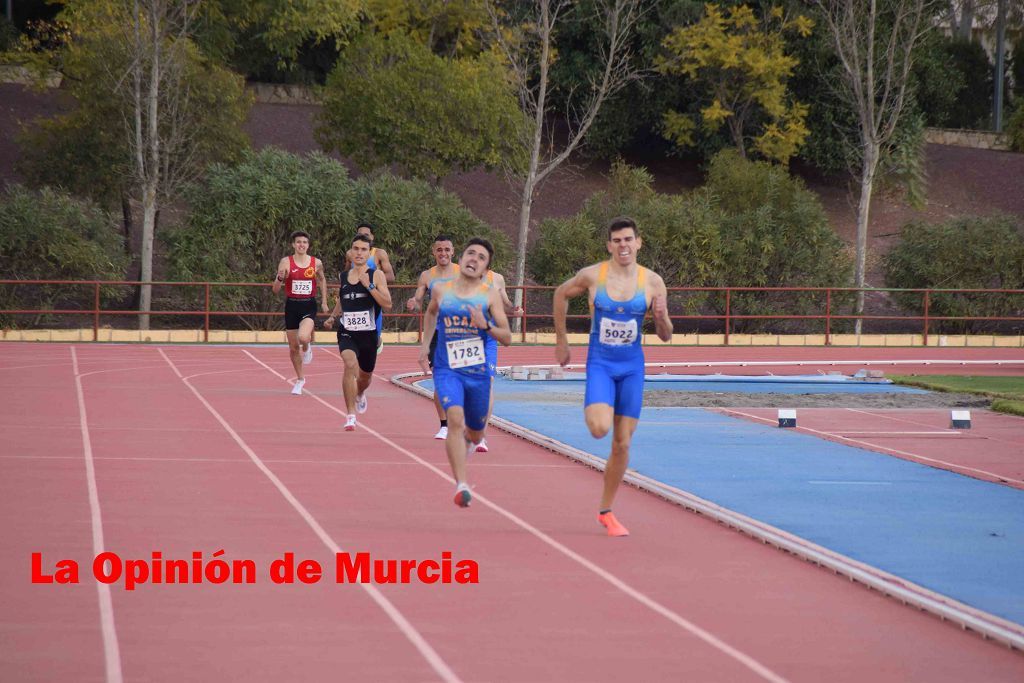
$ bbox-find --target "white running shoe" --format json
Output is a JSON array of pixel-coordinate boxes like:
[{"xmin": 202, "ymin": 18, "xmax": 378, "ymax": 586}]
[
  {"xmin": 302, "ymin": 345, "xmax": 313, "ymax": 365},
  {"xmin": 356, "ymin": 393, "xmax": 368, "ymax": 414},
  {"xmin": 453, "ymin": 483, "xmax": 472, "ymax": 508},
  {"xmin": 344, "ymin": 414, "xmax": 357, "ymax": 431},
  {"xmin": 291, "ymin": 378, "xmax": 305, "ymax": 395},
  {"xmin": 473, "ymin": 438, "xmax": 489, "ymax": 453},
  {"xmin": 434, "ymin": 426, "xmax": 448, "ymax": 440}
]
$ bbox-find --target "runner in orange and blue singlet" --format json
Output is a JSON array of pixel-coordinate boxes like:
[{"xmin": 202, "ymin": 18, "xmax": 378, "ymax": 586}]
[
  {"xmin": 407, "ymin": 234, "xmax": 461, "ymax": 440},
  {"xmin": 418, "ymin": 238, "xmax": 511, "ymax": 509},
  {"xmin": 553, "ymin": 217, "xmax": 674, "ymax": 537}
]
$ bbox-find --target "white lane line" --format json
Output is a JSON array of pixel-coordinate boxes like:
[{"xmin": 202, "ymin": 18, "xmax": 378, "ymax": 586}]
[
  {"xmin": 157, "ymin": 348, "xmax": 461, "ymax": 683},
  {"xmin": 70, "ymin": 347, "xmax": 124, "ymax": 683},
  {"xmin": 719, "ymin": 408, "xmax": 1024, "ymax": 486},
  {"xmin": 244, "ymin": 350, "xmax": 790, "ymax": 683}
]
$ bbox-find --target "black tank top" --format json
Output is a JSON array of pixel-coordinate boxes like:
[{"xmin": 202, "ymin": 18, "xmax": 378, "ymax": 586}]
[{"xmin": 338, "ymin": 267, "xmax": 381, "ymax": 335}]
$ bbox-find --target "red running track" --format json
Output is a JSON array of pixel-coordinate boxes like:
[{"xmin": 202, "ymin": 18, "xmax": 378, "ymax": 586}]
[{"xmin": 1, "ymin": 342, "xmax": 1022, "ymax": 682}]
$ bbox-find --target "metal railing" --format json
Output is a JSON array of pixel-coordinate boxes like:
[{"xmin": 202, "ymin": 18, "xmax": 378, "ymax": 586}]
[{"xmin": 2, "ymin": 279, "xmax": 1023, "ymax": 345}]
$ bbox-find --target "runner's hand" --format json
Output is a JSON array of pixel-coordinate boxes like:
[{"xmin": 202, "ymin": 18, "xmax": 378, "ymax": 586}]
[
  {"xmin": 358, "ymin": 271, "xmax": 371, "ymax": 288},
  {"xmin": 653, "ymin": 293, "xmax": 668, "ymax": 318},
  {"xmin": 555, "ymin": 340, "xmax": 571, "ymax": 367},
  {"xmin": 323, "ymin": 316, "xmax": 334, "ymax": 330},
  {"xmin": 468, "ymin": 304, "xmax": 488, "ymax": 329},
  {"xmin": 277, "ymin": 266, "xmax": 288, "ymax": 282},
  {"xmin": 417, "ymin": 347, "xmax": 431, "ymax": 375},
  {"xmin": 406, "ymin": 297, "xmax": 420, "ymax": 312}
]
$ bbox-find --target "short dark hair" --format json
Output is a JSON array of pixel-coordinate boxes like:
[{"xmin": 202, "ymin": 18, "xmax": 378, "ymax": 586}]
[
  {"xmin": 290, "ymin": 230, "xmax": 311, "ymax": 242},
  {"xmin": 352, "ymin": 233, "xmax": 372, "ymax": 246},
  {"xmin": 356, "ymin": 222, "xmax": 375, "ymax": 233},
  {"xmin": 607, "ymin": 217, "xmax": 638, "ymax": 239},
  {"xmin": 433, "ymin": 234, "xmax": 453, "ymax": 244},
  {"xmin": 465, "ymin": 237, "xmax": 494, "ymax": 266}
]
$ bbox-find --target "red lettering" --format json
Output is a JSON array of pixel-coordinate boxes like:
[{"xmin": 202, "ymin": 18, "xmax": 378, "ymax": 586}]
[
  {"xmin": 418, "ymin": 560, "xmax": 440, "ymax": 584},
  {"xmin": 32, "ymin": 553, "xmax": 79, "ymax": 584},
  {"xmin": 335, "ymin": 552, "xmax": 369, "ymax": 583}
]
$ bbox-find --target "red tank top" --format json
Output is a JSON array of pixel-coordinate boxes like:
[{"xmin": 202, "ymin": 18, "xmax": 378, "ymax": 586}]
[{"xmin": 285, "ymin": 255, "xmax": 317, "ymax": 299}]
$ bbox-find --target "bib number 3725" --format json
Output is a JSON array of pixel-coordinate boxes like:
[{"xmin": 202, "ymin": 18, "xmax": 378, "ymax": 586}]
[
  {"xmin": 599, "ymin": 318, "xmax": 637, "ymax": 346},
  {"xmin": 446, "ymin": 337, "xmax": 485, "ymax": 368},
  {"xmin": 290, "ymin": 280, "xmax": 313, "ymax": 296}
]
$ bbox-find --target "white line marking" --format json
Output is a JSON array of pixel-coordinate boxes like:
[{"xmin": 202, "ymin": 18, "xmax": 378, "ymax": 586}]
[
  {"xmin": 807, "ymin": 481, "xmax": 893, "ymax": 486},
  {"xmin": 157, "ymin": 348, "xmax": 461, "ymax": 683},
  {"xmin": 244, "ymin": 350, "xmax": 789, "ymax": 683},
  {"xmin": 719, "ymin": 408, "xmax": 1024, "ymax": 486},
  {"xmin": 70, "ymin": 347, "xmax": 123, "ymax": 683}
]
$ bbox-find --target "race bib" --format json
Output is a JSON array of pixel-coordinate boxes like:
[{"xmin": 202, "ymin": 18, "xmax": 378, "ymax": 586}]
[
  {"xmin": 446, "ymin": 337, "xmax": 485, "ymax": 369},
  {"xmin": 290, "ymin": 279, "xmax": 313, "ymax": 296},
  {"xmin": 599, "ymin": 317, "xmax": 637, "ymax": 346},
  {"xmin": 342, "ymin": 310, "xmax": 375, "ymax": 331}
]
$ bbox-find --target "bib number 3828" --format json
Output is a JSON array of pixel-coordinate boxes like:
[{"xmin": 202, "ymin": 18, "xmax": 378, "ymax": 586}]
[
  {"xmin": 599, "ymin": 318, "xmax": 637, "ymax": 346},
  {"xmin": 342, "ymin": 310, "xmax": 375, "ymax": 331},
  {"xmin": 446, "ymin": 337, "xmax": 485, "ymax": 368}
]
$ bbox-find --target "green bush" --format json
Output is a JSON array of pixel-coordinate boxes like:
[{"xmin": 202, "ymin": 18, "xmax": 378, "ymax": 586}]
[
  {"xmin": 1006, "ymin": 100, "xmax": 1024, "ymax": 152},
  {"xmin": 165, "ymin": 148, "xmax": 506, "ymax": 329},
  {"xmin": 937, "ymin": 38, "xmax": 994, "ymax": 129},
  {"xmin": 705, "ymin": 150, "xmax": 854, "ymax": 332},
  {"xmin": 884, "ymin": 215, "xmax": 1024, "ymax": 332},
  {"xmin": 529, "ymin": 153, "xmax": 852, "ymax": 333},
  {"xmin": 0, "ymin": 185, "xmax": 128, "ymax": 327}
]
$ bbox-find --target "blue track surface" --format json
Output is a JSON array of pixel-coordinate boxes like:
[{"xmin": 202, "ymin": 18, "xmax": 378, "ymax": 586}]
[
  {"xmin": 417, "ymin": 375, "xmax": 1024, "ymax": 625},
  {"xmin": 497, "ymin": 373, "xmax": 928, "ymax": 395}
]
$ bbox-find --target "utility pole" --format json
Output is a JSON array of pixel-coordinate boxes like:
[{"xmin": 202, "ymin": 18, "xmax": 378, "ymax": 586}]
[
  {"xmin": 5, "ymin": 1, "xmax": 12, "ymax": 23},
  {"xmin": 993, "ymin": 0, "xmax": 1006, "ymax": 132}
]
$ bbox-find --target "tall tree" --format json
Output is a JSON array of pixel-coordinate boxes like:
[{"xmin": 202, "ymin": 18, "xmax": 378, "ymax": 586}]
[
  {"xmin": 487, "ymin": 0, "xmax": 646, "ymax": 316},
  {"xmin": 812, "ymin": 0, "xmax": 939, "ymax": 334},
  {"xmin": 657, "ymin": 3, "xmax": 813, "ymax": 164}
]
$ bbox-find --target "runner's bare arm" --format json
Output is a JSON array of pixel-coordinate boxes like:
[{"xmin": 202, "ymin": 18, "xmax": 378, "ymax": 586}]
[
  {"xmin": 272, "ymin": 257, "xmax": 289, "ymax": 294},
  {"xmin": 418, "ymin": 295, "xmax": 441, "ymax": 372},
  {"xmin": 484, "ymin": 287, "xmax": 512, "ymax": 346},
  {"xmin": 553, "ymin": 267, "xmax": 596, "ymax": 366},
  {"xmin": 377, "ymin": 249, "xmax": 396, "ymax": 283},
  {"xmin": 406, "ymin": 270, "xmax": 430, "ymax": 311},
  {"xmin": 650, "ymin": 272, "xmax": 673, "ymax": 342},
  {"xmin": 315, "ymin": 259, "xmax": 329, "ymax": 312},
  {"xmin": 370, "ymin": 268, "xmax": 393, "ymax": 310}
]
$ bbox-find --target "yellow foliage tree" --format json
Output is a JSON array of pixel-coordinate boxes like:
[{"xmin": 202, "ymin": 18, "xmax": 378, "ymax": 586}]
[{"xmin": 657, "ymin": 3, "xmax": 812, "ymax": 163}]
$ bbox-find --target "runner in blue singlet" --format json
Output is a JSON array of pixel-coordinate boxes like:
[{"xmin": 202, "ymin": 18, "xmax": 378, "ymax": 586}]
[
  {"xmin": 407, "ymin": 235, "xmax": 461, "ymax": 439},
  {"xmin": 553, "ymin": 217, "xmax": 673, "ymax": 537},
  {"xmin": 418, "ymin": 238, "xmax": 511, "ymax": 509}
]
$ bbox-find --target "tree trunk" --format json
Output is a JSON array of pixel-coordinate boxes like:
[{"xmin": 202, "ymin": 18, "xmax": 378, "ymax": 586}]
[
  {"xmin": 957, "ymin": 0, "xmax": 974, "ymax": 41},
  {"xmin": 513, "ymin": 173, "xmax": 537, "ymax": 333},
  {"xmin": 138, "ymin": 184, "xmax": 157, "ymax": 330},
  {"xmin": 853, "ymin": 141, "xmax": 879, "ymax": 336}
]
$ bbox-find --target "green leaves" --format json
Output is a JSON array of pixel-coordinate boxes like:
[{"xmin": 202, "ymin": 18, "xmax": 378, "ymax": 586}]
[
  {"xmin": 316, "ymin": 32, "xmax": 527, "ymax": 181},
  {"xmin": 657, "ymin": 3, "xmax": 811, "ymax": 163}
]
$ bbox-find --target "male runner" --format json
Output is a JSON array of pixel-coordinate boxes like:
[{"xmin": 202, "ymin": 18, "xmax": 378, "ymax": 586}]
[
  {"xmin": 272, "ymin": 231, "xmax": 329, "ymax": 395},
  {"xmin": 406, "ymin": 234, "xmax": 460, "ymax": 439},
  {"xmin": 553, "ymin": 217, "xmax": 673, "ymax": 536},
  {"xmin": 418, "ymin": 238, "xmax": 511, "ymax": 508},
  {"xmin": 345, "ymin": 222, "xmax": 395, "ymax": 355},
  {"xmin": 325, "ymin": 233, "xmax": 392, "ymax": 431}
]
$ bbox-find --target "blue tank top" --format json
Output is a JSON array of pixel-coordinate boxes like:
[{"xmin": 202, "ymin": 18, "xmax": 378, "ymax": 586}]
[
  {"xmin": 427, "ymin": 264, "xmax": 460, "ymax": 299},
  {"xmin": 433, "ymin": 280, "xmax": 496, "ymax": 377},
  {"xmin": 588, "ymin": 262, "xmax": 648, "ymax": 362}
]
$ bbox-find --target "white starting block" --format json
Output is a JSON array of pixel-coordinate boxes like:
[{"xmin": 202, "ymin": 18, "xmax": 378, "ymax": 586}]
[
  {"xmin": 778, "ymin": 409, "xmax": 797, "ymax": 428},
  {"xmin": 950, "ymin": 410, "xmax": 972, "ymax": 429}
]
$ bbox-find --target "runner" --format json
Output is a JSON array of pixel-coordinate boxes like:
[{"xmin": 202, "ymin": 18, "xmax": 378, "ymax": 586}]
[
  {"xmin": 272, "ymin": 231, "xmax": 329, "ymax": 395},
  {"xmin": 418, "ymin": 238, "xmax": 511, "ymax": 508},
  {"xmin": 406, "ymin": 234, "xmax": 460, "ymax": 439},
  {"xmin": 552, "ymin": 217, "xmax": 673, "ymax": 536},
  {"xmin": 325, "ymin": 233, "xmax": 392, "ymax": 431},
  {"xmin": 345, "ymin": 222, "xmax": 395, "ymax": 355}
]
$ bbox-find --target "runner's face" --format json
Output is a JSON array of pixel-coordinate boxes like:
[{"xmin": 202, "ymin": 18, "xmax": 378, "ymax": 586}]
[
  {"xmin": 433, "ymin": 241, "xmax": 454, "ymax": 266},
  {"xmin": 293, "ymin": 237, "xmax": 310, "ymax": 255},
  {"xmin": 606, "ymin": 228, "xmax": 639, "ymax": 265},
  {"xmin": 357, "ymin": 227, "xmax": 373, "ymax": 243},
  {"xmin": 460, "ymin": 245, "xmax": 490, "ymax": 278},
  {"xmin": 351, "ymin": 241, "xmax": 370, "ymax": 266}
]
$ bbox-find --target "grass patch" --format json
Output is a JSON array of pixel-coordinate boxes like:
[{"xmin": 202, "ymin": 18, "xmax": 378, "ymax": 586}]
[{"xmin": 890, "ymin": 375, "xmax": 1024, "ymax": 417}]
